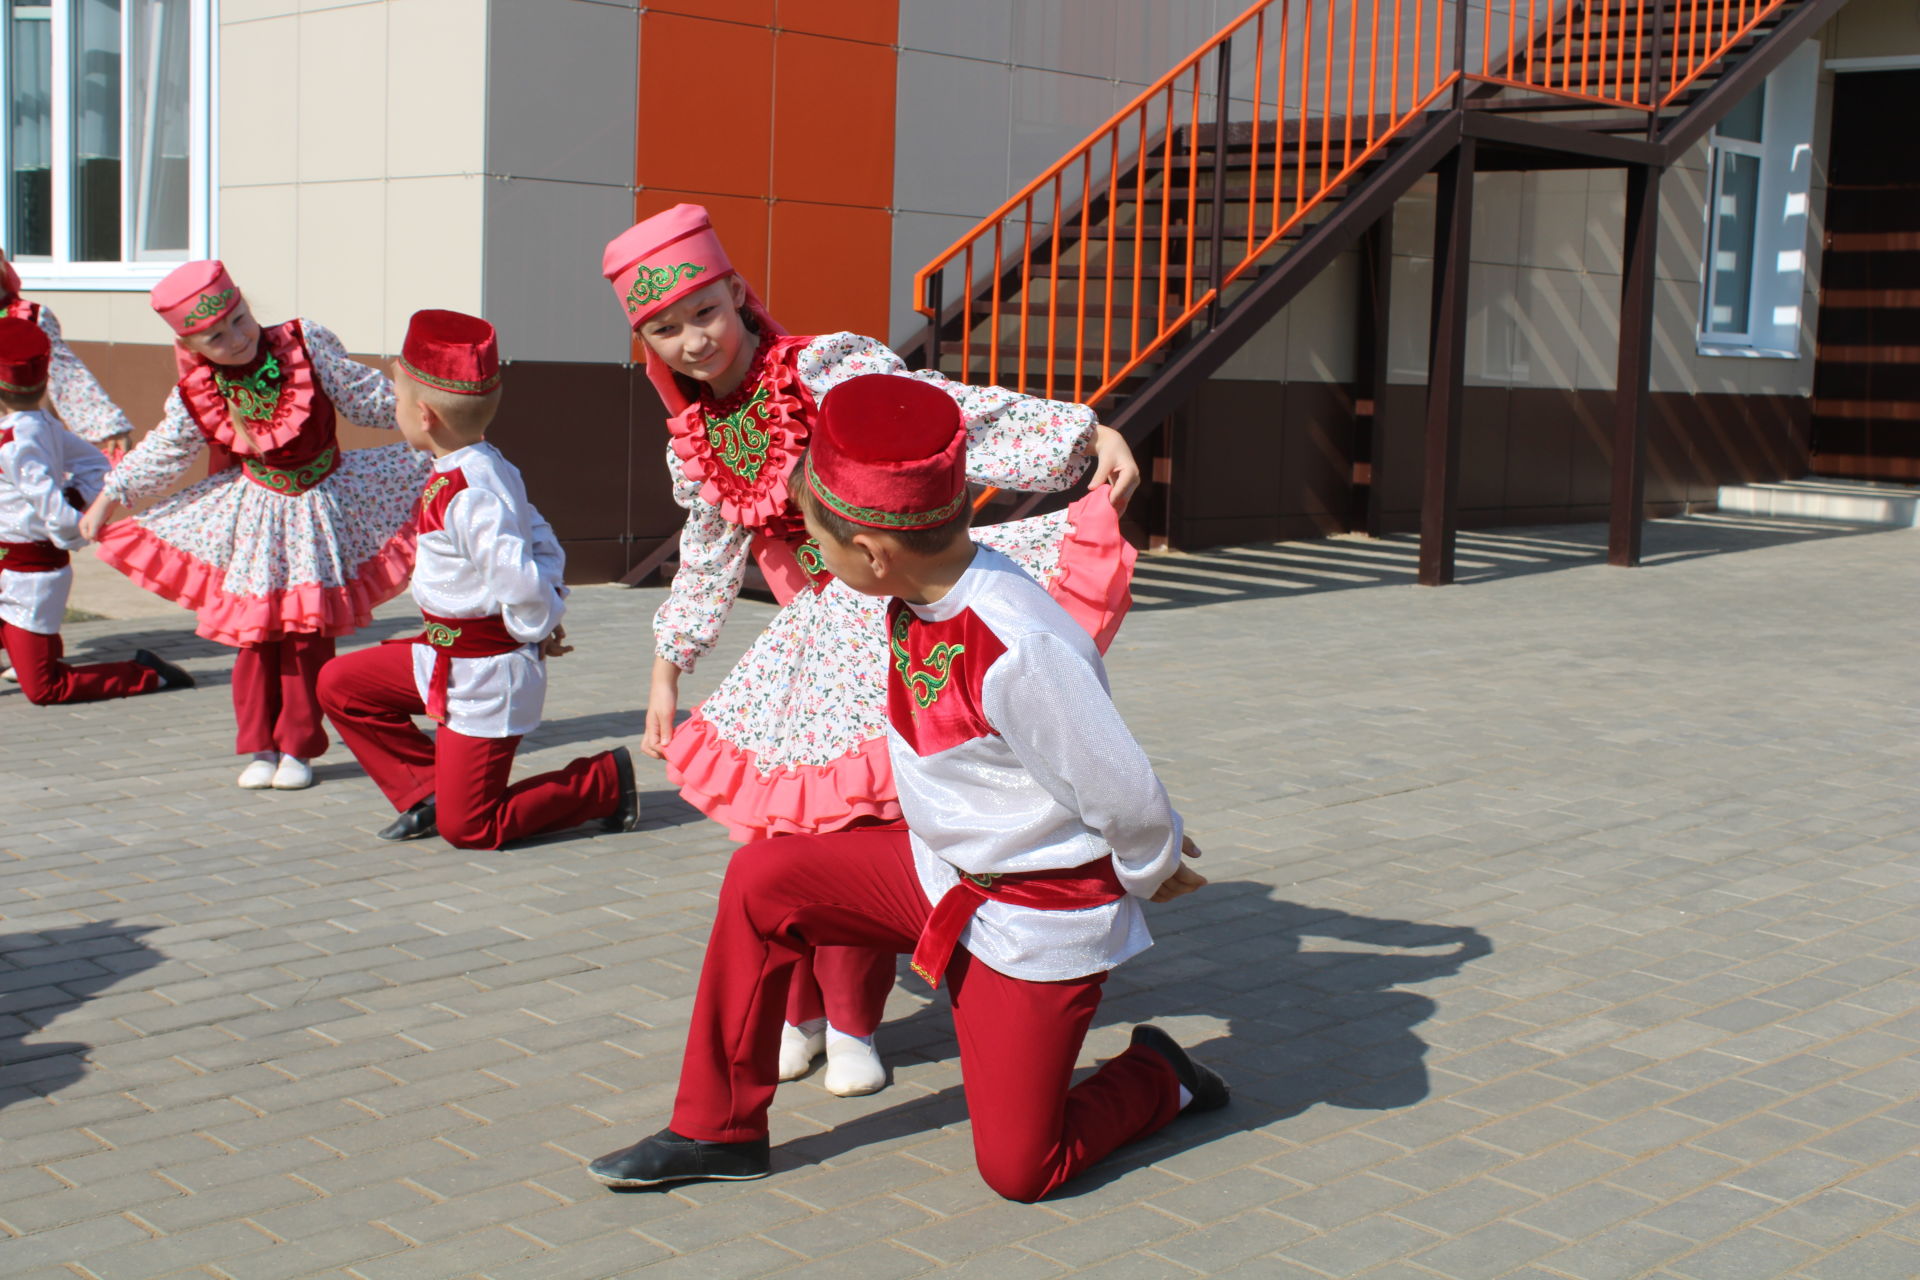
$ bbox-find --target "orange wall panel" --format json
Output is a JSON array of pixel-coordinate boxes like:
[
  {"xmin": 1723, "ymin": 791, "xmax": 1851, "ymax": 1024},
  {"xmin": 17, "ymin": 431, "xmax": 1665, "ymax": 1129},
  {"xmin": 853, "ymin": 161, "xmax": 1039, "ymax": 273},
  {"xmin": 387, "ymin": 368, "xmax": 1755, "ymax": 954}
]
[
  {"xmin": 768, "ymin": 201, "xmax": 892, "ymax": 338},
  {"xmin": 771, "ymin": 33, "xmax": 896, "ymax": 209},
  {"xmin": 636, "ymin": 14, "xmax": 773, "ymax": 200},
  {"xmin": 646, "ymin": 0, "xmax": 775, "ymax": 26},
  {"xmin": 776, "ymin": 0, "xmax": 897, "ymax": 44}
]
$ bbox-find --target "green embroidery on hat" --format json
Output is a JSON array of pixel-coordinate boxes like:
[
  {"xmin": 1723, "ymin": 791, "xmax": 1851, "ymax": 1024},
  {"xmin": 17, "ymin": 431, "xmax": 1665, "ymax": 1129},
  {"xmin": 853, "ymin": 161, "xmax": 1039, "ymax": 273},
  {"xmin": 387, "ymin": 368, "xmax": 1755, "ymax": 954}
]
[
  {"xmin": 400, "ymin": 356, "xmax": 500, "ymax": 395},
  {"xmin": 0, "ymin": 374, "xmax": 44, "ymax": 395},
  {"xmin": 890, "ymin": 610, "xmax": 966, "ymax": 712},
  {"xmin": 181, "ymin": 288, "xmax": 237, "ymax": 330},
  {"xmin": 805, "ymin": 457, "xmax": 967, "ymax": 530},
  {"xmin": 625, "ymin": 262, "xmax": 706, "ymax": 315},
  {"xmin": 704, "ymin": 384, "xmax": 773, "ymax": 483},
  {"xmin": 214, "ymin": 353, "xmax": 284, "ymax": 425}
]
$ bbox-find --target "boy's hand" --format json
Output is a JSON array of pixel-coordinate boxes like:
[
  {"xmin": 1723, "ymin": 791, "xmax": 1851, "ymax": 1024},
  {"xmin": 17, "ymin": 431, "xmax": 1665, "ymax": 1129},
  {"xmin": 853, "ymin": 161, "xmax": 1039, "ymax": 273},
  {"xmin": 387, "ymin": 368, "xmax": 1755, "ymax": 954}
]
[
  {"xmin": 1089, "ymin": 425, "xmax": 1141, "ymax": 514},
  {"xmin": 1151, "ymin": 862, "xmax": 1208, "ymax": 904},
  {"xmin": 540, "ymin": 626, "xmax": 572, "ymax": 659},
  {"xmin": 78, "ymin": 490, "xmax": 118, "ymax": 541}
]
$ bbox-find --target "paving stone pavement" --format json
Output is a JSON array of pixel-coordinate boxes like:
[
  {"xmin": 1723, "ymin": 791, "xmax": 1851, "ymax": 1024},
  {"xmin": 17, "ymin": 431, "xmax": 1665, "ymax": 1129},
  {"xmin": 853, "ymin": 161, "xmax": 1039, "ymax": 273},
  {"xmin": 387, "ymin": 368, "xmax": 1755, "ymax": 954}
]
[{"xmin": 2, "ymin": 514, "xmax": 1917, "ymax": 1280}]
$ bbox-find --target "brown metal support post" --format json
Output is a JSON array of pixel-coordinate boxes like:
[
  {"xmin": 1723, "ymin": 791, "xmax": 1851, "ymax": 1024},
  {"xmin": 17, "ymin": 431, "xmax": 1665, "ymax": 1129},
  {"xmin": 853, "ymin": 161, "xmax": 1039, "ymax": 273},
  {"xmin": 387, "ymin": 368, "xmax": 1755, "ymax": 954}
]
[
  {"xmin": 1349, "ymin": 217, "xmax": 1393, "ymax": 537},
  {"xmin": 1609, "ymin": 161, "xmax": 1659, "ymax": 567},
  {"xmin": 1420, "ymin": 138, "xmax": 1475, "ymax": 586},
  {"xmin": 921, "ymin": 271, "xmax": 944, "ymax": 372}
]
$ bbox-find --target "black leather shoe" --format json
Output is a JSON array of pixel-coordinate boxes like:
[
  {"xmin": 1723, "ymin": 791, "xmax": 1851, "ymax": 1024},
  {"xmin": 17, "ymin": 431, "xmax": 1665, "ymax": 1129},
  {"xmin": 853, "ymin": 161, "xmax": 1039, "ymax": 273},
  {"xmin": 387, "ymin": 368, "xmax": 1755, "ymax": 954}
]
[
  {"xmin": 602, "ymin": 745, "xmax": 641, "ymax": 833},
  {"xmin": 1131, "ymin": 1024, "xmax": 1229, "ymax": 1113},
  {"xmin": 377, "ymin": 799, "xmax": 437, "ymax": 842},
  {"xmin": 587, "ymin": 1128, "xmax": 770, "ymax": 1189},
  {"xmin": 132, "ymin": 649, "xmax": 195, "ymax": 691}
]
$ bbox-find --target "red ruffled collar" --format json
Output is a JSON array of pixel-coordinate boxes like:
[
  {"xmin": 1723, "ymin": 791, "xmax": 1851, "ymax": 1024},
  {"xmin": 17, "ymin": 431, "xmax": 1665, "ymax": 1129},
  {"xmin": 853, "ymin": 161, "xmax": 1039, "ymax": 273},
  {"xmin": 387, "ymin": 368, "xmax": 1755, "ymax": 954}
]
[
  {"xmin": 667, "ymin": 332, "xmax": 817, "ymax": 535},
  {"xmin": 178, "ymin": 320, "xmax": 321, "ymax": 456}
]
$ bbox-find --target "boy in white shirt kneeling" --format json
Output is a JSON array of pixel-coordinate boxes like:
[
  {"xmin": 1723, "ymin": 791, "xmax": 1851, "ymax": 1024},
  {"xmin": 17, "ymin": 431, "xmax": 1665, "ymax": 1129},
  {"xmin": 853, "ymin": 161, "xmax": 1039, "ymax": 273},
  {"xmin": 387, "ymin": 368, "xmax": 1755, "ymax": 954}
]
[{"xmin": 589, "ymin": 373, "xmax": 1220, "ymax": 1202}]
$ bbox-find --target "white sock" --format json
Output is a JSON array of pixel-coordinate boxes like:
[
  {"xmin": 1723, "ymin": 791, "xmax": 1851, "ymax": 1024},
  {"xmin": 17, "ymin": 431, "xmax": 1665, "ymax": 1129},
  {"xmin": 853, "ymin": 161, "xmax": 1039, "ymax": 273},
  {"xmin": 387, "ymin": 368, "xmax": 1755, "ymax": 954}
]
[
  {"xmin": 1177, "ymin": 1084, "xmax": 1194, "ymax": 1110},
  {"xmin": 789, "ymin": 1018, "xmax": 827, "ymax": 1037},
  {"xmin": 825, "ymin": 1025, "xmax": 873, "ymax": 1049},
  {"xmin": 251, "ymin": 751, "xmax": 279, "ymax": 763}
]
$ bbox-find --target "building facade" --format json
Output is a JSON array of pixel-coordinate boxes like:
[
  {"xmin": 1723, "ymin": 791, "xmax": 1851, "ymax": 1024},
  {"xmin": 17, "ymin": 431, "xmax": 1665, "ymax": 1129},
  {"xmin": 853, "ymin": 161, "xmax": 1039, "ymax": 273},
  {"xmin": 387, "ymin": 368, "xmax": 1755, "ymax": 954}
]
[{"xmin": 5, "ymin": 0, "xmax": 1914, "ymax": 576}]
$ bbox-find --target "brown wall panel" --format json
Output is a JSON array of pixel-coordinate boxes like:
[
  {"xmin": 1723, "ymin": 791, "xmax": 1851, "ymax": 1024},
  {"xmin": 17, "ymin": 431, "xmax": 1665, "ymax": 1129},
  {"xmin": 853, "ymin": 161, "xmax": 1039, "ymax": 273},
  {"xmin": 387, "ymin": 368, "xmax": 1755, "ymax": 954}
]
[
  {"xmin": 1281, "ymin": 382, "xmax": 1355, "ymax": 530},
  {"xmin": 1505, "ymin": 389, "xmax": 1574, "ymax": 509}
]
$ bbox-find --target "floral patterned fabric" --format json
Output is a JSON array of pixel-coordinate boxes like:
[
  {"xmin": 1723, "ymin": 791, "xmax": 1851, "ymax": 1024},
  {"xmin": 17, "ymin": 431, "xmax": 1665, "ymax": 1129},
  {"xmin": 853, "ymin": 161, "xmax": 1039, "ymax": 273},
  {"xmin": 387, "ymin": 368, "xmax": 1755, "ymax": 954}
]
[
  {"xmin": 654, "ymin": 331, "xmax": 1134, "ymax": 842},
  {"xmin": 7, "ymin": 302, "xmax": 136, "ymax": 446},
  {"xmin": 94, "ymin": 318, "xmax": 430, "ymax": 647}
]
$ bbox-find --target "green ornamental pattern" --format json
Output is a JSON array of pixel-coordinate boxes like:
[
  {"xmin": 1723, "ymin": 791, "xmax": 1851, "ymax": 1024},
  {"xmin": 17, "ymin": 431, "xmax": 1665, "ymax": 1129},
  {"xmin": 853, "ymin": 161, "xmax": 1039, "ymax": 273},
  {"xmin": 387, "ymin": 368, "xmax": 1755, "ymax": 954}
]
[
  {"xmin": 806, "ymin": 458, "xmax": 966, "ymax": 530},
  {"xmin": 624, "ymin": 262, "xmax": 706, "ymax": 315},
  {"xmin": 241, "ymin": 445, "xmax": 336, "ymax": 496},
  {"xmin": 890, "ymin": 610, "xmax": 966, "ymax": 712},
  {"xmin": 421, "ymin": 475, "xmax": 452, "ymax": 510},
  {"xmin": 182, "ymin": 289, "xmax": 237, "ymax": 330},
  {"xmin": 794, "ymin": 538, "xmax": 827, "ymax": 579},
  {"xmin": 214, "ymin": 354, "xmax": 285, "ymax": 425},
  {"xmin": 704, "ymin": 385, "xmax": 774, "ymax": 483},
  {"xmin": 424, "ymin": 622, "xmax": 463, "ymax": 648}
]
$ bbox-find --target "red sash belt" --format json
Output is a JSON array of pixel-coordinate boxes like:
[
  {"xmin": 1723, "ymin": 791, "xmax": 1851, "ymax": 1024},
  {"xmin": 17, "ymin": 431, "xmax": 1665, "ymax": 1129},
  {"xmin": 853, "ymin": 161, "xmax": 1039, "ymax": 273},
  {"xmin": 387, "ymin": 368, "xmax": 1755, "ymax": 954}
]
[
  {"xmin": 910, "ymin": 856, "xmax": 1127, "ymax": 989},
  {"xmin": 0, "ymin": 540, "xmax": 71, "ymax": 573},
  {"xmin": 401, "ymin": 611, "xmax": 522, "ymax": 723}
]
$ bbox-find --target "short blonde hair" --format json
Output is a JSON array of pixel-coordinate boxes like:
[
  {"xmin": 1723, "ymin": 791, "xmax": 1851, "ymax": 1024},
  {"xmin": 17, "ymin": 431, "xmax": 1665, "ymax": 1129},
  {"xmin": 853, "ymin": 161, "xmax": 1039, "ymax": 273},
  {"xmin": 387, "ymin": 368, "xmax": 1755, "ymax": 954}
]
[{"xmin": 415, "ymin": 380, "xmax": 502, "ymax": 436}]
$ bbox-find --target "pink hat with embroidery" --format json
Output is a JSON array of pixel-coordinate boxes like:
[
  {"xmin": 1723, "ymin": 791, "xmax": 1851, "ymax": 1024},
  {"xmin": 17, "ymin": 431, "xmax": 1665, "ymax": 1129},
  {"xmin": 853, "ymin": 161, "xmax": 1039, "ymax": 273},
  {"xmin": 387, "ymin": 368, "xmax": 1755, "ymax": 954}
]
[
  {"xmin": 602, "ymin": 204, "xmax": 785, "ymax": 417},
  {"xmin": 151, "ymin": 260, "xmax": 241, "ymax": 336}
]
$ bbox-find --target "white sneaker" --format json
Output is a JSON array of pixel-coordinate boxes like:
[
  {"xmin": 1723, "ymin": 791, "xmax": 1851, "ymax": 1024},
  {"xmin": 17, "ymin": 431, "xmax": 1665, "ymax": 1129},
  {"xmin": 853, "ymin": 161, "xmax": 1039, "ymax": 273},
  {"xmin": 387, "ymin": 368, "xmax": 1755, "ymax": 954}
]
[
  {"xmin": 778, "ymin": 1021, "xmax": 825, "ymax": 1082},
  {"xmin": 237, "ymin": 754, "xmax": 279, "ymax": 789},
  {"xmin": 1, "ymin": 666, "xmax": 17, "ymax": 683},
  {"xmin": 271, "ymin": 756, "xmax": 314, "ymax": 790},
  {"xmin": 823, "ymin": 1032, "xmax": 886, "ymax": 1097}
]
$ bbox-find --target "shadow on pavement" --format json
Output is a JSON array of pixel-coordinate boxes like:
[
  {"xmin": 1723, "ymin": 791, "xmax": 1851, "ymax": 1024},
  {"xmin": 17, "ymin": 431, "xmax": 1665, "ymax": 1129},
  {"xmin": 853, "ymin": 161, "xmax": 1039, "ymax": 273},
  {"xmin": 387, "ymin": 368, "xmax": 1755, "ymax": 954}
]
[
  {"xmin": 0, "ymin": 921, "xmax": 164, "ymax": 1111},
  {"xmin": 1125, "ymin": 516, "xmax": 1895, "ymax": 610},
  {"xmin": 773, "ymin": 881, "xmax": 1491, "ymax": 1198}
]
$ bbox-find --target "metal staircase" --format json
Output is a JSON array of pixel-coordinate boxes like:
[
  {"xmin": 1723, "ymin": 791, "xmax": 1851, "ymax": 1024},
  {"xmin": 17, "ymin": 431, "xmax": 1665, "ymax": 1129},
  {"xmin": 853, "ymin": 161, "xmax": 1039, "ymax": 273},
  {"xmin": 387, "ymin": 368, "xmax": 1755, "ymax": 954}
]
[{"xmin": 903, "ymin": 0, "xmax": 1850, "ymax": 582}]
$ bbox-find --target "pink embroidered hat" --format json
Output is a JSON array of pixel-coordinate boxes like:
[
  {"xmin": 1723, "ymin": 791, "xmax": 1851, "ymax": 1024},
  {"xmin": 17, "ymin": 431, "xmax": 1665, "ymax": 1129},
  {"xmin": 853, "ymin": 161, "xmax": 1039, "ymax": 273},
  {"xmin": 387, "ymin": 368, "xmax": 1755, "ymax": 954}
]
[
  {"xmin": 601, "ymin": 204, "xmax": 737, "ymax": 329},
  {"xmin": 603, "ymin": 204, "xmax": 787, "ymax": 418},
  {"xmin": 399, "ymin": 309, "xmax": 501, "ymax": 396},
  {"xmin": 151, "ymin": 260, "xmax": 241, "ymax": 336}
]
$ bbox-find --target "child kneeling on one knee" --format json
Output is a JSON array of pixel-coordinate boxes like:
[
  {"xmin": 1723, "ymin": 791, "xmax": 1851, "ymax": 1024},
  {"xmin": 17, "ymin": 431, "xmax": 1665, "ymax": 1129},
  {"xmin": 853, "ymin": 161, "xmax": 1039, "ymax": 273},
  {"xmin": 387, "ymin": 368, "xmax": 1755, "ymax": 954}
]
[{"xmin": 589, "ymin": 373, "xmax": 1220, "ymax": 1203}]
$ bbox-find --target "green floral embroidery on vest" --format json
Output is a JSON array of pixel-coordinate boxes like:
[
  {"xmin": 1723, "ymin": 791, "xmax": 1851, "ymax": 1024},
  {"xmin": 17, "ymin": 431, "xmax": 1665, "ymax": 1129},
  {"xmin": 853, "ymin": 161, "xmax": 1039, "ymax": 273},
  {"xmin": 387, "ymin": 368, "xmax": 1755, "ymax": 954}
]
[
  {"xmin": 423, "ymin": 622, "xmax": 463, "ymax": 648},
  {"xmin": 624, "ymin": 262, "xmax": 706, "ymax": 314},
  {"xmin": 795, "ymin": 538, "xmax": 827, "ymax": 579},
  {"xmin": 890, "ymin": 611, "xmax": 966, "ymax": 712},
  {"xmin": 182, "ymin": 288, "xmax": 237, "ymax": 330},
  {"xmin": 214, "ymin": 353, "xmax": 284, "ymax": 425},
  {"xmin": 704, "ymin": 385, "xmax": 773, "ymax": 483},
  {"xmin": 421, "ymin": 475, "xmax": 452, "ymax": 509},
  {"xmin": 241, "ymin": 446, "xmax": 336, "ymax": 496}
]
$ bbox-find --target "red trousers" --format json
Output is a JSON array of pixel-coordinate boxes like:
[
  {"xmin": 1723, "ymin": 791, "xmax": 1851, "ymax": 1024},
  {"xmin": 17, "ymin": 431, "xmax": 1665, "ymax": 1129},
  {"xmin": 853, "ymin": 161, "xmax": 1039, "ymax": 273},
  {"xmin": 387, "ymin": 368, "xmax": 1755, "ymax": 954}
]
[
  {"xmin": 316, "ymin": 641, "xmax": 620, "ymax": 851},
  {"xmin": 233, "ymin": 634, "xmax": 333, "ymax": 758},
  {"xmin": 784, "ymin": 943, "xmax": 893, "ymax": 1037},
  {"xmin": 1, "ymin": 622, "xmax": 158, "ymax": 705},
  {"xmin": 672, "ymin": 827, "xmax": 1181, "ymax": 1202}
]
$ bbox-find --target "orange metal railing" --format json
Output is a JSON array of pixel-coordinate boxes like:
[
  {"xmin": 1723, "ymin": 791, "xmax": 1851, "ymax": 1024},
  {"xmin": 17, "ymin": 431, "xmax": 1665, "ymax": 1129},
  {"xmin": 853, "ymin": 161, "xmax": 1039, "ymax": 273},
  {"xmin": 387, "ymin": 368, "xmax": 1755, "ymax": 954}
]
[
  {"xmin": 1472, "ymin": 0, "xmax": 1788, "ymax": 108},
  {"xmin": 912, "ymin": 0, "xmax": 1464, "ymax": 411},
  {"xmin": 912, "ymin": 0, "xmax": 1790, "ymax": 422}
]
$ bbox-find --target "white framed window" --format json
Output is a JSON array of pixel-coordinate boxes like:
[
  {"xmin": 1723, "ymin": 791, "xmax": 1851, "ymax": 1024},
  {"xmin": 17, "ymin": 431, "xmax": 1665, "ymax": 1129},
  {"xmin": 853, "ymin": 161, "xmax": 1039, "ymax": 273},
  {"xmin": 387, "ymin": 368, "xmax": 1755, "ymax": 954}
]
[
  {"xmin": 3, "ymin": 0, "xmax": 213, "ymax": 289},
  {"xmin": 1697, "ymin": 41, "xmax": 1818, "ymax": 358}
]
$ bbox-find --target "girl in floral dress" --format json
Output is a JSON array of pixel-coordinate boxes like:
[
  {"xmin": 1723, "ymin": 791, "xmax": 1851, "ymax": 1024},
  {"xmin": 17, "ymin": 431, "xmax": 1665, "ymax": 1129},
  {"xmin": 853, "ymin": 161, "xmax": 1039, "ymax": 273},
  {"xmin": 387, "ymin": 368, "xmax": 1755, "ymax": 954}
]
[
  {"xmin": 602, "ymin": 205, "xmax": 1140, "ymax": 1097},
  {"xmin": 79, "ymin": 261, "xmax": 430, "ymax": 791}
]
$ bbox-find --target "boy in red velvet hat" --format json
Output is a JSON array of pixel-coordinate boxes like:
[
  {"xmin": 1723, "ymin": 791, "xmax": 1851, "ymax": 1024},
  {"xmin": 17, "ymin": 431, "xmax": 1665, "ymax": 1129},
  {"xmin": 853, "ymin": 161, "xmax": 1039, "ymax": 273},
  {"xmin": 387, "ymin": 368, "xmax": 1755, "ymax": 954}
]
[
  {"xmin": 0, "ymin": 317, "xmax": 191, "ymax": 704},
  {"xmin": 588, "ymin": 374, "xmax": 1219, "ymax": 1203},
  {"xmin": 316, "ymin": 309, "xmax": 639, "ymax": 850}
]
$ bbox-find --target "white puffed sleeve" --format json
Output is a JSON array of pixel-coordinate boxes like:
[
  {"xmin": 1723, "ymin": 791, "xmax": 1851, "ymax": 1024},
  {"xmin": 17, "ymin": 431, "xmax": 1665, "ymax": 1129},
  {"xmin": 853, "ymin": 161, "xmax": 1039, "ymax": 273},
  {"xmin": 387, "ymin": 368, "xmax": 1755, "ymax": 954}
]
[
  {"xmin": 652, "ymin": 444, "xmax": 753, "ymax": 673},
  {"xmin": 303, "ymin": 318, "xmax": 398, "ymax": 431},
  {"xmin": 103, "ymin": 388, "xmax": 205, "ymax": 504}
]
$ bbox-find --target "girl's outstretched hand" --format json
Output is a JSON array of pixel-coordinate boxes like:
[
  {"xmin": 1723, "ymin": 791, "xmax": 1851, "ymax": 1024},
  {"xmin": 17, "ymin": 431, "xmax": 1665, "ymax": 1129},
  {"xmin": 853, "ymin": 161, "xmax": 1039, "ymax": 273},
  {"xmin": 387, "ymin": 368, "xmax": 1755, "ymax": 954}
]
[
  {"xmin": 642, "ymin": 656, "xmax": 682, "ymax": 760},
  {"xmin": 1089, "ymin": 424, "xmax": 1141, "ymax": 514}
]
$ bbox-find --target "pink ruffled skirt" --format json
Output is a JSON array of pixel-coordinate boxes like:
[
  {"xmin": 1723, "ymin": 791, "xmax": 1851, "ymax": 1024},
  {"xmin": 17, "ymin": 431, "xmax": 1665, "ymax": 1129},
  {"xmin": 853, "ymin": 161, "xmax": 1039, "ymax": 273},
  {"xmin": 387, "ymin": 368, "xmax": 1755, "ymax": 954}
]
[
  {"xmin": 94, "ymin": 442, "xmax": 430, "ymax": 647},
  {"xmin": 667, "ymin": 490, "xmax": 1136, "ymax": 842}
]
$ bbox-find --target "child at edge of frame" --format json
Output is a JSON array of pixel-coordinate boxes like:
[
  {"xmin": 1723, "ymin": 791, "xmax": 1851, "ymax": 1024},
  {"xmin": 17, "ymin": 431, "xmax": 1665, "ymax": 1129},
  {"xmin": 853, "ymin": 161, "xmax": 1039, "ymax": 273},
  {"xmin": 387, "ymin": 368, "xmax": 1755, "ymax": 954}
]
[
  {"xmin": 314, "ymin": 308, "xmax": 641, "ymax": 851},
  {"xmin": 587, "ymin": 372, "xmax": 1222, "ymax": 1204},
  {"xmin": 0, "ymin": 316, "xmax": 192, "ymax": 705}
]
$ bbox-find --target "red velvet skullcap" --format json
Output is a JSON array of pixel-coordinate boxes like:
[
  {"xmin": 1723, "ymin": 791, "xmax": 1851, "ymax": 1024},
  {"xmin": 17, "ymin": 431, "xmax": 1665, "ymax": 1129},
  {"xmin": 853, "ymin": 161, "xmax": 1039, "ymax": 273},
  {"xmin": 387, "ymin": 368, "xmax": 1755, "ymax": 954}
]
[
  {"xmin": 0, "ymin": 316, "xmax": 52, "ymax": 395},
  {"xmin": 399, "ymin": 309, "xmax": 501, "ymax": 396},
  {"xmin": 805, "ymin": 375, "xmax": 968, "ymax": 531},
  {"xmin": 151, "ymin": 260, "xmax": 241, "ymax": 335}
]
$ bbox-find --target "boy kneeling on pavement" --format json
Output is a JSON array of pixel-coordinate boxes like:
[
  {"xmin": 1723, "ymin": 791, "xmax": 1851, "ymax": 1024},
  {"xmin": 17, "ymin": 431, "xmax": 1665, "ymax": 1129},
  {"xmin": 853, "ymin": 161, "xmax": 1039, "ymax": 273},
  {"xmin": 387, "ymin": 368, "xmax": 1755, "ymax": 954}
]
[{"xmin": 590, "ymin": 374, "xmax": 1221, "ymax": 1203}]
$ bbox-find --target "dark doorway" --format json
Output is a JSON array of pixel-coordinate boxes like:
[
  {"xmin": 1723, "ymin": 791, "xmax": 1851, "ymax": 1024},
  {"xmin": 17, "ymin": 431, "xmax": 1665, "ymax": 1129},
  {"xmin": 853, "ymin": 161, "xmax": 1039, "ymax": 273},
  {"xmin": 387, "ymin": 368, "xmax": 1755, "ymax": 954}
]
[{"xmin": 1810, "ymin": 68, "xmax": 1920, "ymax": 481}]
